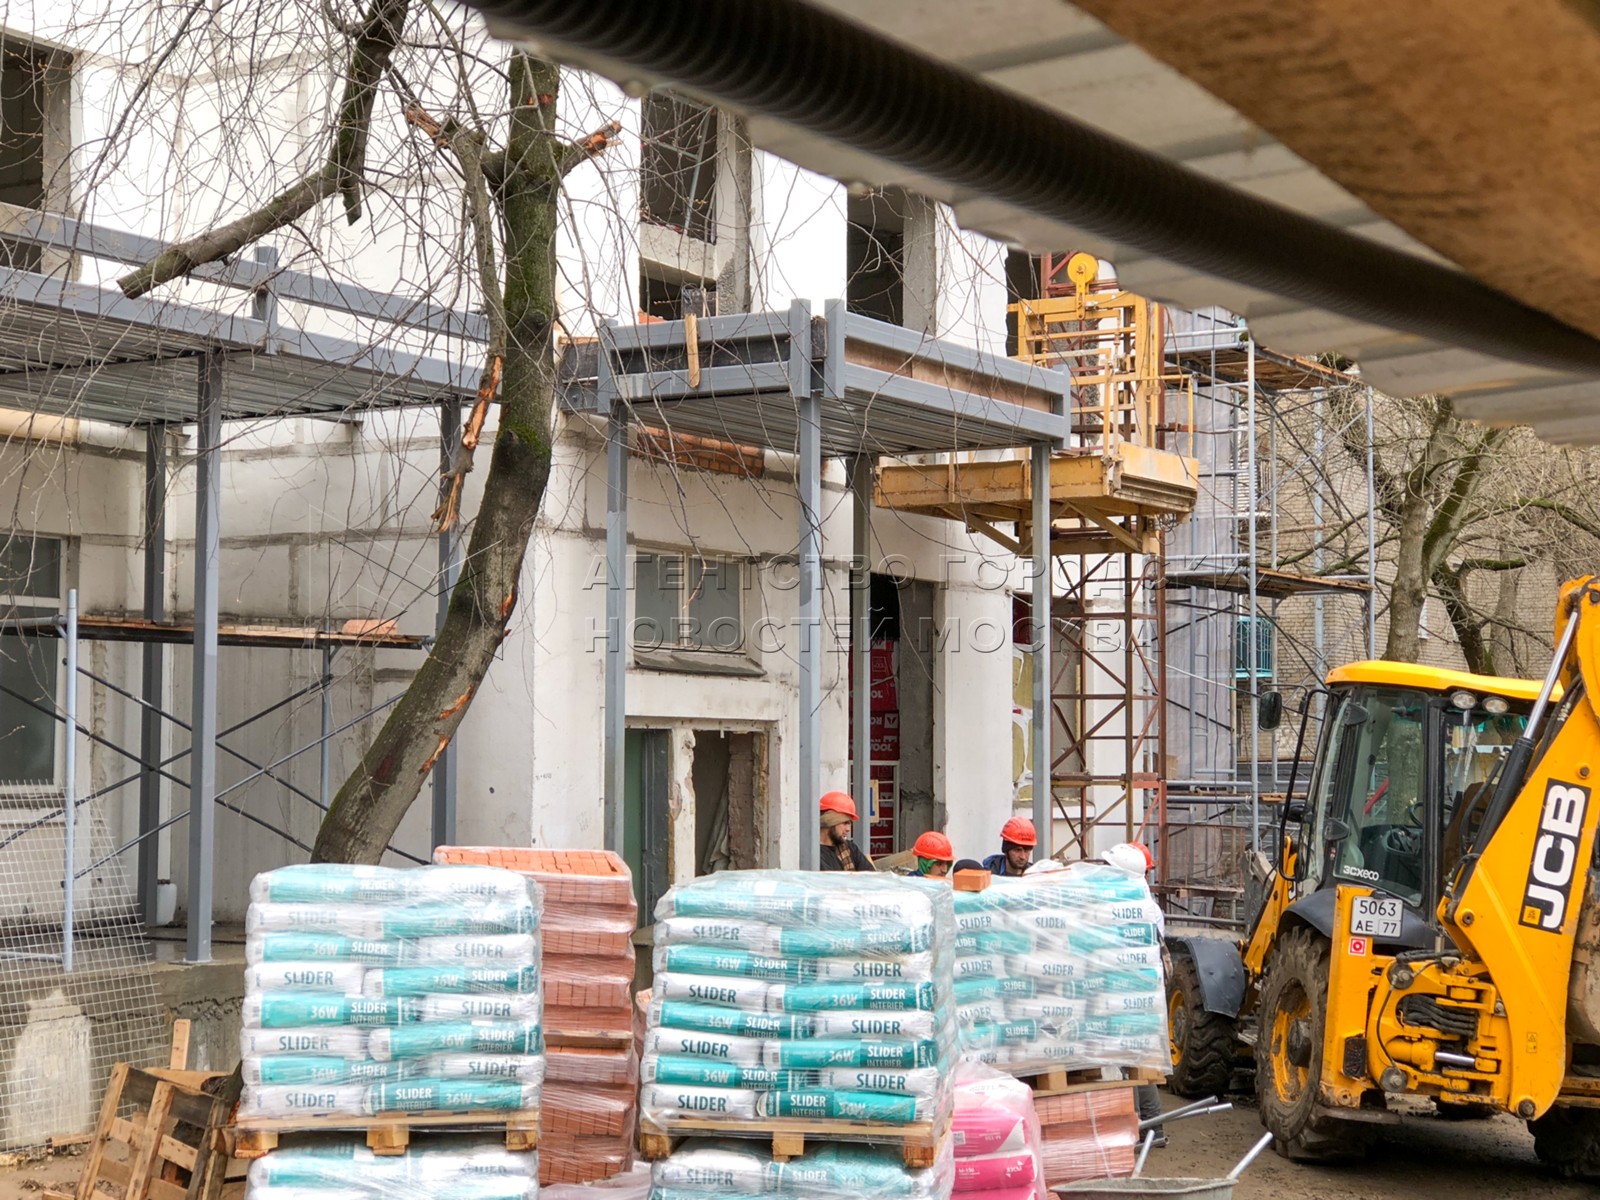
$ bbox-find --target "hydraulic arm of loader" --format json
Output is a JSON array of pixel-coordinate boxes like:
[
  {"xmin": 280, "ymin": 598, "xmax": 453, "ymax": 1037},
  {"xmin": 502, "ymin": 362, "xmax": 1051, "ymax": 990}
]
[{"xmin": 1437, "ymin": 576, "xmax": 1600, "ymax": 1116}]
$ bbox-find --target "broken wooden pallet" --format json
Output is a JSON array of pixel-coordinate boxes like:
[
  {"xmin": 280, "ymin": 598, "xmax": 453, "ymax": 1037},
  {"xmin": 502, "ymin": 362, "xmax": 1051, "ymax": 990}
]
[
  {"xmin": 229, "ymin": 1108, "xmax": 540, "ymax": 1159},
  {"xmin": 74, "ymin": 1063, "xmax": 234, "ymax": 1200},
  {"xmin": 639, "ymin": 1113, "xmax": 948, "ymax": 1169}
]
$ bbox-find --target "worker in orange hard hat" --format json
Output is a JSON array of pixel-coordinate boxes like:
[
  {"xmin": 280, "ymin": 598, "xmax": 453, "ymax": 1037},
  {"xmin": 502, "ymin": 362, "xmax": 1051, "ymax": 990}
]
[
  {"xmin": 910, "ymin": 831, "xmax": 955, "ymax": 879},
  {"xmin": 982, "ymin": 815, "xmax": 1037, "ymax": 876},
  {"xmin": 819, "ymin": 791, "xmax": 873, "ymax": 872}
]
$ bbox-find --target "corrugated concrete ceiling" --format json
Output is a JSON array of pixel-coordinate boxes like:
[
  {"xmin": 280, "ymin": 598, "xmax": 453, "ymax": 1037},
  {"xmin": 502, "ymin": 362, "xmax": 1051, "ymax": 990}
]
[{"xmin": 727, "ymin": 1, "xmax": 1600, "ymax": 442}]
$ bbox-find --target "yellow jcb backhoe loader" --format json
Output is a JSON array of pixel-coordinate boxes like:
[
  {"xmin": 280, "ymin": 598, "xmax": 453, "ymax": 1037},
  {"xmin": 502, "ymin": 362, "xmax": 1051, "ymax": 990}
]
[{"xmin": 1165, "ymin": 576, "xmax": 1600, "ymax": 1175}]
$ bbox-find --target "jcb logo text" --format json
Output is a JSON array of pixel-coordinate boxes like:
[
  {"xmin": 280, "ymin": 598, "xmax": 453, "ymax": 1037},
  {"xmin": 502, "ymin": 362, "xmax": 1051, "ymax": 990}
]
[{"xmin": 1520, "ymin": 780, "xmax": 1591, "ymax": 931}]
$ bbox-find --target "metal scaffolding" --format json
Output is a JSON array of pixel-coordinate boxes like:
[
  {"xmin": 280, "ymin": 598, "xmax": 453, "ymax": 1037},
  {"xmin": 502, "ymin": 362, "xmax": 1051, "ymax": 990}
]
[{"xmin": 1159, "ymin": 308, "xmax": 1376, "ymax": 923}]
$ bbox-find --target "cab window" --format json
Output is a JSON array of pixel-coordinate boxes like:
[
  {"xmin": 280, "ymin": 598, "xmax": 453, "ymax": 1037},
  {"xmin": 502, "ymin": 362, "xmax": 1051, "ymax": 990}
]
[{"xmin": 1333, "ymin": 687, "xmax": 1427, "ymax": 906}]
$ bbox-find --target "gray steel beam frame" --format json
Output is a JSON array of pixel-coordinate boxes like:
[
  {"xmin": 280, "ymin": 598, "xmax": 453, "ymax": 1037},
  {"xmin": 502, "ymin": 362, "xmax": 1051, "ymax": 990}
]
[
  {"xmin": 1031, "ymin": 441, "xmax": 1052, "ymax": 856},
  {"xmin": 138, "ymin": 427, "xmax": 166, "ymax": 924},
  {"xmin": 602, "ymin": 329, "xmax": 629, "ymax": 855},
  {"xmin": 186, "ymin": 351, "xmax": 223, "ymax": 964},
  {"xmin": 433, "ymin": 399, "xmax": 462, "ymax": 848},
  {"xmin": 0, "ymin": 200, "xmax": 486, "ymax": 341},
  {"xmin": 850, "ymin": 455, "xmax": 872, "ymax": 821}
]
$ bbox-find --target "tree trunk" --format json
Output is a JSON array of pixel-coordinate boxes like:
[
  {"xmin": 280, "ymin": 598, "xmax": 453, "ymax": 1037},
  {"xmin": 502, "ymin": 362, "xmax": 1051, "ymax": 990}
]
[
  {"xmin": 1384, "ymin": 488, "xmax": 1433, "ymax": 662},
  {"xmin": 310, "ymin": 55, "xmax": 562, "ymax": 865}
]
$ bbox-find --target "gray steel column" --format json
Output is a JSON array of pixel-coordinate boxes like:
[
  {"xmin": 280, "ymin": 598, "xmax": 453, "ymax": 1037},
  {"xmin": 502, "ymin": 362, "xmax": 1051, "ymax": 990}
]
[
  {"xmin": 138, "ymin": 427, "xmax": 166, "ymax": 924},
  {"xmin": 186, "ymin": 351, "xmax": 223, "ymax": 964},
  {"xmin": 1031, "ymin": 441, "xmax": 1052, "ymax": 856},
  {"xmin": 849, "ymin": 456, "xmax": 872, "ymax": 819},
  {"xmin": 62, "ymin": 588, "xmax": 77, "ymax": 973},
  {"xmin": 797, "ymin": 389, "xmax": 823, "ymax": 871},
  {"xmin": 603, "ymin": 372, "xmax": 629, "ymax": 854},
  {"xmin": 432, "ymin": 399, "xmax": 462, "ymax": 848}
]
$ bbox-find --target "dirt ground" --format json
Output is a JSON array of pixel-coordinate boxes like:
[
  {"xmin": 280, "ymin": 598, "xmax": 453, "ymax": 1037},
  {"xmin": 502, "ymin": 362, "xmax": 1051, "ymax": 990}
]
[
  {"xmin": 2, "ymin": 1089, "xmax": 1592, "ymax": 1200},
  {"xmin": 1151, "ymin": 1091, "xmax": 1592, "ymax": 1200}
]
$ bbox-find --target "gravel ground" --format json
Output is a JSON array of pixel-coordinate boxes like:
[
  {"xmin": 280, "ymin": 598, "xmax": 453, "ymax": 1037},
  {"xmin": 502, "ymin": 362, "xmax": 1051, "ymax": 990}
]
[{"xmin": 1148, "ymin": 1091, "xmax": 1592, "ymax": 1200}]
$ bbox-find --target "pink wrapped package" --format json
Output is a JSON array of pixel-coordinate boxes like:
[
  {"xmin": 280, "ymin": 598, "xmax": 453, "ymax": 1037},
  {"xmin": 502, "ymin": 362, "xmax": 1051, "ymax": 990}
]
[
  {"xmin": 956, "ymin": 1152, "xmax": 1036, "ymax": 1190},
  {"xmin": 953, "ymin": 1065, "xmax": 1048, "ymax": 1200}
]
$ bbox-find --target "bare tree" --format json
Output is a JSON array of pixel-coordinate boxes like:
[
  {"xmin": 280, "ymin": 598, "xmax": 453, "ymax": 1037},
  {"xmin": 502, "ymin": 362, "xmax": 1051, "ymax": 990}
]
[
  {"xmin": 108, "ymin": 1, "xmax": 619, "ymax": 864},
  {"xmin": 1318, "ymin": 390, "xmax": 1600, "ymax": 675}
]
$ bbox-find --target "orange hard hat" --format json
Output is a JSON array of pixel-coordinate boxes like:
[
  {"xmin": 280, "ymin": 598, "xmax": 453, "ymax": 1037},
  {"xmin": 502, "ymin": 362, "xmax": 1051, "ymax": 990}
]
[
  {"xmin": 819, "ymin": 791, "xmax": 859, "ymax": 820},
  {"xmin": 1000, "ymin": 816, "xmax": 1038, "ymax": 847},
  {"xmin": 912, "ymin": 831, "xmax": 954, "ymax": 862}
]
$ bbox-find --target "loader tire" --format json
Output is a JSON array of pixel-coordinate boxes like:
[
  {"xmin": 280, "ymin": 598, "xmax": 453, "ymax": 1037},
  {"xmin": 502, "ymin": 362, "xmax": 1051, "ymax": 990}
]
[
  {"xmin": 1254, "ymin": 926, "xmax": 1363, "ymax": 1162},
  {"xmin": 1167, "ymin": 953, "xmax": 1236, "ymax": 1098},
  {"xmin": 1531, "ymin": 1105, "xmax": 1600, "ymax": 1179}
]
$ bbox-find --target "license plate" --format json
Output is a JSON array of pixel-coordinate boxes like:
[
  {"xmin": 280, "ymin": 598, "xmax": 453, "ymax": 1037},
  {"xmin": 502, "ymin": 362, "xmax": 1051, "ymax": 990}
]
[{"xmin": 1350, "ymin": 896, "xmax": 1403, "ymax": 939}]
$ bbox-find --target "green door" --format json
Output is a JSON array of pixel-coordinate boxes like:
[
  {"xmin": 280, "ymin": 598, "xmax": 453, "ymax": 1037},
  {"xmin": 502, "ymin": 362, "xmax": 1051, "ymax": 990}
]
[{"xmin": 622, "ymin": 728, "xmax": 671, "ymax": 924}]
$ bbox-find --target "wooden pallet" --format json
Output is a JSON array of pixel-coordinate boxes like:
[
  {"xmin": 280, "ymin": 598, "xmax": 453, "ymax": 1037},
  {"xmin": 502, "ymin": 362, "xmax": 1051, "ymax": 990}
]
[
  {"xmin": 639, "ymin": 1113, "xmax": 948, "ymax": 1169},
  {"xmin": 75, "ymin": 1064, "xmax": 235, "ymax": 1200},
  {"xmin": 1023, "ymin": 1066, "xmax": 1165, "ymax": 1097},
  {"xmin": 229, "ymin": 1108, "xmax": 540, "ymax": 1159}
]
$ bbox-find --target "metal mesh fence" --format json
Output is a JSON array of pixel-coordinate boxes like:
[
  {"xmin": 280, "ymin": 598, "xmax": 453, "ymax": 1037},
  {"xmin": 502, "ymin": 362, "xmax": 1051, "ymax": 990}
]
[{"xmin": 0, "ymin": 784, "xmax": 164, "ymax": 1150}]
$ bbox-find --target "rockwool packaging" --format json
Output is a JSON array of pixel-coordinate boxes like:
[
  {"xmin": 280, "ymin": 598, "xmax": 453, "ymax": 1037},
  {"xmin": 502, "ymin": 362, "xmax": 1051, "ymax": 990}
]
[
  {"xmin": 649, "ymin": 1138, "xmax": 954, "ymax": 1200},
  {"xmin": 952, "ymin": 864, "xmax": 1166, "ymax": 1076},
  {"xmin": 247, "ymin": 1139, "xmax": 538, "ymax": 1200},
  {"xmin": 643, "ymin": 871, "xmax": 956, "ymax": 1135},
  {"xmin": 240, "ymin": 864, "xmax": 544, "ymax": 1120},
  {"xmin": 952, "ymin": 1065, "xmax": 1047, "ymax": 1200}
]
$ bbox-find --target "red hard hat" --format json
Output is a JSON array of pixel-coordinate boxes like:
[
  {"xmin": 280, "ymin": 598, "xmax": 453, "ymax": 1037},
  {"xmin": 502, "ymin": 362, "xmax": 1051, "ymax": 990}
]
[
  {"xmin": 819, "ymin": 791, "xmax": 858, "ymax": 820},
  {"xmin": 1001, "ymin": 816, "xmax": 1038, "ymax": 847},
  {"xmin": 912, "ymin": 831, "xmax": 954, "ymax": 862}
]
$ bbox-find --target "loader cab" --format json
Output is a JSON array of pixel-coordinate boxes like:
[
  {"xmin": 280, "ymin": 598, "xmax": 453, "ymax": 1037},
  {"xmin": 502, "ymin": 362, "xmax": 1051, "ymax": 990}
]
[{"xmin": 1285, "ymin": 662, "xmax": 1536, "ymax": 926}]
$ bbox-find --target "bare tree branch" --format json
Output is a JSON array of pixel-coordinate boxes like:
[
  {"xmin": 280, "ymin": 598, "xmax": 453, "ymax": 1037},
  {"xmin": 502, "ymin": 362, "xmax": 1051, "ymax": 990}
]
[{"xmin": 117, "ymin": 0, "xmax": 411, "ymax": 297}]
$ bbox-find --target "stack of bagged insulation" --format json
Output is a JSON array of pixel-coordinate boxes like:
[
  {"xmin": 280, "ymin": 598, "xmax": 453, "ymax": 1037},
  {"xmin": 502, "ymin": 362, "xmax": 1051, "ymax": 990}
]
[
  {"xmin": 1033, "ymin": 1088, "xmax": 1139, "ymax": 1184},
  {"xmin": 649, "ymin": 1139, "xmax": 953, "ymax": 1200},
  {"xmin": 247, "ymin": 1140, "xmax": 539, "ymax": 1199},
  {"xmin": 951, "ymin": 864, "xmax": 1166, "ymax": 1076},
  {"xmin": 950, "ymin": 1067, "xmax": 1047, "ymax": 1200},
  {"xmin": 641, "ymin": 870, "xmax": 956, "ymax": 1132},
  {"xmin": 435, "ymin": 847, "xmax": 640, "ymax": 1185},
  {"xmin": 240, "ymin": 864, "xmax": 544, "ymax": 1120}
]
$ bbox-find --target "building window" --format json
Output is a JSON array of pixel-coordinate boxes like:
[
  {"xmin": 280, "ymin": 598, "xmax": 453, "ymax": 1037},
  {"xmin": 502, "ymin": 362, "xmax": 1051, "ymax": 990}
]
[
  {"xmin": 0, "ymin": 37, "xmax": 68, "ymax": 272},
  {"xmin": 634, "ymin": 552, "xmax": 744, "ymax": 652},
  {"xmin": 1234, "ymin": 614, "xmax": 1274, "ymax": 680},
  {"xmin": 640, "ymin": 269, "xmax": 715, "ymax": 322},
  {"xmin": 0, "ymin": 535, "xmax": 63, "ymax": 785},
  {"xmin": 641, "ymin": 93, "xmax": 718, "ymax": 244},
  {"xmin": 846, "ymin": 191, "xmax": 906, "ymax": 327}
]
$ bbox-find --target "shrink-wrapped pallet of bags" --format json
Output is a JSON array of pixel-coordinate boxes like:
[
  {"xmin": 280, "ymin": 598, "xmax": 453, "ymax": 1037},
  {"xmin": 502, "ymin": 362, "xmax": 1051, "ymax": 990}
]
[
  {"xmin": 950, "ymin": 1065, "xmax": 1047, "ymax": 1200},
  {"xmin": 641, "ymin": 870, "xmax": 956, "ymax": 1132},
  {"xmin": 247, "ymin": 1140, "xmax": 539, "ymax": 1200},
  {"xmin": 951, "ymin": 863, "xmax": 1166, "ymax": 1075},
  {"xmin": 240, "ymin": 864, "xmax": 544, "ymax": 1120},
  {"xmin": 648, "ymin": 1138, "xmax": 954, "ymax": 1200}
]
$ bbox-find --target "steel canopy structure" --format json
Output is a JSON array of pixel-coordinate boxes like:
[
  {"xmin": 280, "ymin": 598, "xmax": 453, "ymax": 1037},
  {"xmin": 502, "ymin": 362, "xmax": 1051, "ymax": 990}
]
[
  {"xmin": 562, "ymin": 301, "xmax": 1068, "ymax": 870},
  {"xmin": 0, "ymin": 207, "xmax": 481, "ymax": 963}
]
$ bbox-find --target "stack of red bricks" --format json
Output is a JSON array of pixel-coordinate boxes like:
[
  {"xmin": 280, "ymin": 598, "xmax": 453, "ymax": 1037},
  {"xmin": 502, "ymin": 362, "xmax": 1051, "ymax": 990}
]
[
  {"xmin": 1035, "ymin": 1086, "xmax": 1140, "ymax": 1184},
  {"xmin": 434, "ymin": 846, "xmax": 639, "ymax": 1185}
]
